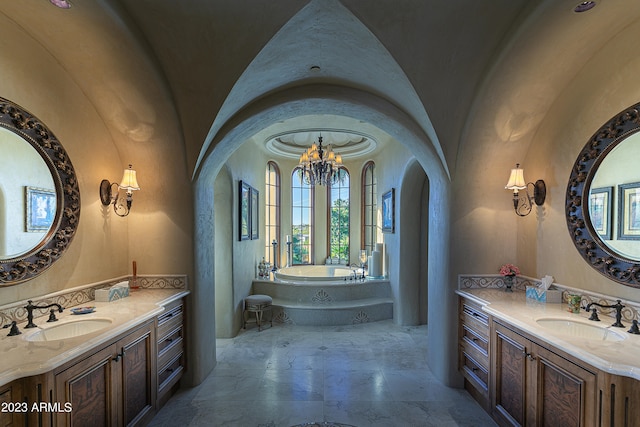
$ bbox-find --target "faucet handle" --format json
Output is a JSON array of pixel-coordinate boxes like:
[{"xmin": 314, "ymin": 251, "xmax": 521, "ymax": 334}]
[
  {"xmin": 628, "ymin": 320, "xmax": 640, "ymax": 335},
  {"xmin": 47, "ymin": 309, "xmax": 60, "ymax": 322},
  {"xmin": 3, "ymin": 321, "xmax": 22, "ymax": 336},
  {"xmin": 588, "ymin": 308, "xmax": 600, "ymax": 322}
]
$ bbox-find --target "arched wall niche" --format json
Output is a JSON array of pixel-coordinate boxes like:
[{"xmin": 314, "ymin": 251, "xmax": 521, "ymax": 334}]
[{"xmin": 190, "ymin": 84, "xmax": 454, "ymax": 387}]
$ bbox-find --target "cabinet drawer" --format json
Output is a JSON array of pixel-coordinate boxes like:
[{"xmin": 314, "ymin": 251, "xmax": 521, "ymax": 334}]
[
  {"xmin": 158, "ymin": 330, "xmax": 184, "ymax": 370},
  {"xmin": 461, "ymin": 351, "xmax": 489, "ymax": 392},
  {"xmin": 461, "ymin": 303, "xmax": 489, "ymax": 336},
  {"xmin": 158, "ymin": 352, "xmax": 184, "ymax": 393},
  {"xmin": 158, "ymin": 325, "xmax": 183, "ymax": 355},
  {"xmin": 461, "ymin": 324, "xmax": 489, "ymax": 356},
  {"xmin": 157, "ymin": 303, "xmax": 183, "ymax": 340}
]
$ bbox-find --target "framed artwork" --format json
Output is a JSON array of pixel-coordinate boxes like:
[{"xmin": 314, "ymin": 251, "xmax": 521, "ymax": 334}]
[
  {"xmin": 588, "ymin": 187, "xmax": 613, "ymax": 240},
  {"xmin": 618, "ymin": 182, "xmax": 640, "ymax": 240},
  {"xmin": 382, "ymin": 188, "xmax": 395, "ymax": 233},
  {"xmin": 251, "ymin": 186, "xmax": 259, "ymax": 240},
  {"xmin": 239, "ymin": 180, "xmax": 251, "ymax": 241},
  {"xmin": 25, "ymin": 186, "xmax": 56, "ymax": 232}
]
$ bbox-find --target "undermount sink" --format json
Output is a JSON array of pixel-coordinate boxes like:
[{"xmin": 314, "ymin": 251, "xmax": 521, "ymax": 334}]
[
  {"xmin": 25, "ymin": 318, "xmax": 113, "ymax": 342},
  {"xmin": 535, "ymin": 318, "xmax": 627, "ymax": 342}
]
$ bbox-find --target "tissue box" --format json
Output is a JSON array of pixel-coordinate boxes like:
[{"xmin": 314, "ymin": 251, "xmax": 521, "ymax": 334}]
[
  {"xmin": 526, "ymin": 286, "xmax": 562, "ymax": 303},
  {"xmin": 95, "ymin": 281, "xmax": 130, "ymax": 302}
]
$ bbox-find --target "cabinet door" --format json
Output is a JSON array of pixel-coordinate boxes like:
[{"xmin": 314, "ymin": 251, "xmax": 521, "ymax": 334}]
[
  {"xmin": 0, "ymin": 380, "xmax": 24, "ymax": 427},
  {"xmin": 533, "ymin": 345, "xmax": 596, "ymax": 427},
  {"xmin": 118, "ymin": 323, "xmax": 156, "ymax": 427},
  {"xmin": 54, "ymin": 344, "xmax": 118, "ymax": 427},
  {"xmin": 493, "ymin": 323, "xmax": 529, "ymax": 427}
]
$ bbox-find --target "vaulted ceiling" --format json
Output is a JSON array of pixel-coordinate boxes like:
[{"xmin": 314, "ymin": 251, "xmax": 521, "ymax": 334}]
[{"xmin": 2, "ymin": 0, "xmax": 639, "ymax": 180}]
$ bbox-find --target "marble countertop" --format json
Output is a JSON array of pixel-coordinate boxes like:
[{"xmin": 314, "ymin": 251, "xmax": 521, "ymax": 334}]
[
  {"xmin": 456, "ymin": 288, "xmax": 640, "ymax": 381},
  {"xmin": 0, "ymin": 289, "xmax": 189, "ymax": 387}
]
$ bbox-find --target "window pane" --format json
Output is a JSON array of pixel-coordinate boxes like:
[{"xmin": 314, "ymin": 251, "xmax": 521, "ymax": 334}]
[
  {"xmin": 265, "ymin": 162, "xmax": 280, "ymax": 265},
  {"xmin": 292, "ymin": 167, "xmax": 313, "ymax": 264}
]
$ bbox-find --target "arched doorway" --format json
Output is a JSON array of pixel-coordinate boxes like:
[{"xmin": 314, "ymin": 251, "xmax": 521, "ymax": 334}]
[{"xmin": 188, "ymin": 84, "xmax": 454, "ymax": 388}]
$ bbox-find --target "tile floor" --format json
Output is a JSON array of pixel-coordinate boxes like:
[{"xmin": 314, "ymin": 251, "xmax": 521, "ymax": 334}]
[{"xmin": 149, "ymin": 320, "xmax": 497, "ymax": 427}]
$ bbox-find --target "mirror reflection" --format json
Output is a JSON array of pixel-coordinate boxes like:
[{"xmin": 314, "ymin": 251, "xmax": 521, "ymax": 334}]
[
  {"xmin": 588, "ymin": 133, "xmax": 640, "ymax": 261},
  {"xmin": 0, "ymin": 126, "xmax": 56, "ymax": 258}
]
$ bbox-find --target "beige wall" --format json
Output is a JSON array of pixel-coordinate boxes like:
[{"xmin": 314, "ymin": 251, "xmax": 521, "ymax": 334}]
[
  {"xmin": 452, "ymin": 17, "xmax": 640, "ymax": 303},
  {"xmin": 0, "ymin": 13, "xmax": 193, "ymax": 303}
]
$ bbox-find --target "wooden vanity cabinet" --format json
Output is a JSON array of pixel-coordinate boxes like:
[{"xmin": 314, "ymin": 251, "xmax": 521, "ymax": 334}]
[
  {"xmin": 458, "ymin": 297, "xmax": 491, "ymax": 411},
  {"xmin": 53, "ymin": 320, "xmax": 156, "ymax": 427},
  {"xmin": 156, "ymin": 298, "xmax": 185, "ymax": 407},
  {"xmin": 492, "ymin": 320, "xmax": 597, "ymax": 427},
  {"xmin": 0, "ymin": 379, "xmax": 24, "ymax": 427}
]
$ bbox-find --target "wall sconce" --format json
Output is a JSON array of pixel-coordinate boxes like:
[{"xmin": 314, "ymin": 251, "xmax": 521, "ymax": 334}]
[
  {"xmin": 99, "ymin": 164, "xmax": 140, "ymax": 217},
  {"xmin": 505, "ymin": 163, "xmax": 546, "ymax": 216}
]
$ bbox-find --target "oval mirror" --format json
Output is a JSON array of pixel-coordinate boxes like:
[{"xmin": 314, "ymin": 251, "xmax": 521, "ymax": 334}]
[
  {"xmin": 566, "ymin": 103, "xmax": 640, "ymax": 288},
  {"xmin": 0, "ymin": 97, "xmax": 80, "ymax": 286}
]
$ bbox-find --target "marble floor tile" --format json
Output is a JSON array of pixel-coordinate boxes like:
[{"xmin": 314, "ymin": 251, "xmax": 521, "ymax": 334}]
[{"xmin": 149, "ymin": 320, "xmax": 497, "ymax": 427}]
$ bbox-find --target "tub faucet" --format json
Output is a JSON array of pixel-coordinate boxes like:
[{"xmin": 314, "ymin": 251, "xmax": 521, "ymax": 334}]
[
  {"xmin": 584, "ymin": 299, "xmax": 624, "ymax": 327},
  {"xmin": 25, "ymin": 300, "xmax": 64, "ymax": 328}
]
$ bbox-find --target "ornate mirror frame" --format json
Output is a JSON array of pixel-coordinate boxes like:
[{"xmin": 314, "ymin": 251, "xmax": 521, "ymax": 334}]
[
  {"xmin": 0, "ymin": 97, "xmax": 80, "ymax": 286},
  {"xmin": 566, "ymin": 103, "xmax": 640, "ymax": 288}
]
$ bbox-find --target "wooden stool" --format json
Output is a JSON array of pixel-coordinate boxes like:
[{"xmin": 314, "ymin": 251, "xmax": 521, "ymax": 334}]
[{"xmin": 243, "ymin": 294, "xmax": 273, "ymax": 331}]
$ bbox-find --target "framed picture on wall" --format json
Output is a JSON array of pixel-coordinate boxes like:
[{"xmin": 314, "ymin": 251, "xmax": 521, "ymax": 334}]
[
  {"xmin": 618, "ymin": 182, "xmax": 640, "ymax": 240},
  {"xmin": 382, "ymin": 188, "xmax": 395, "ymax": 233},
  {"xmin": 250, "ymin": 186, "xmax": 259, "ymax": 240},
  {"xmin": 25, "ymin": 186, "xmax": 56, "ymax": 232},
  {"xmin": 588, "ymin": 186, "xmax": 613, "ymax": 240},
  {"xmin": 239, "ymin": 180, "xmax": 251, "ymax": 241}
]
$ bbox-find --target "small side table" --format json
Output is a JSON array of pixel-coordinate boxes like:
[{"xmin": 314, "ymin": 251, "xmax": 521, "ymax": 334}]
[{"xmin": 243, "ymin": 294, "xmax": 273, "ymax": 331}]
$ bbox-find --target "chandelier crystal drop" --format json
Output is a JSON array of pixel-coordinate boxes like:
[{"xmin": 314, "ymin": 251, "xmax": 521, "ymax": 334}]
[{"xmin": 298, "ymin": 135, "xmax": 343, "ymax": 186}]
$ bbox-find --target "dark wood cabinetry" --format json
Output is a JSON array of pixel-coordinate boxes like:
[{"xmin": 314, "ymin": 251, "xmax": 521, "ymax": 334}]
[
  {"xmin": 53, "ymin": 321, "xmax": 156, "ymax": 427},
  {"xmin": 492, "ymin": 320, "xmax": 597, "ymax": 427},
  {"xmin": 0, "ymin": 380, "xmax": 23, "ymax": 427}
]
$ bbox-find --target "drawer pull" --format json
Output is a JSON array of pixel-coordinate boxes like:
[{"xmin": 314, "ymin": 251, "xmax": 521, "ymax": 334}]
[
  {"xmin": 166, "ymin": 368, "xmax": 174, "ymax": 373},
  {"xmin": 523, "ymin": 351, "xmax": 536, "ymax": 361},
  {"xmin": 165, "ymin": 338, "xmax": 174, "ymax": 343}
]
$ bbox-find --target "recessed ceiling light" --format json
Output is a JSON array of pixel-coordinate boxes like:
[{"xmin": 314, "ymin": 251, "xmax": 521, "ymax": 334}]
[
  {"xmin": 310, "ymin": 65, "xmax": 321, "ymax": 72},
  {"xmin": 574, "ymin": 1, "xmax": 596, "ymax": 13},
  {"xmin": 50, "ymin": 0, "xmax": 72, "ymax": 8}
]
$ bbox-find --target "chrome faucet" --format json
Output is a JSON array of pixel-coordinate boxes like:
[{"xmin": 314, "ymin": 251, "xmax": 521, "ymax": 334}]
[
  {"xmin": 25, "ymin": 300, "xmax": 64, "ymax": 328},
  {"xmin": 584, "ymin": 299, "xmax": 625, "ymax": 328}
]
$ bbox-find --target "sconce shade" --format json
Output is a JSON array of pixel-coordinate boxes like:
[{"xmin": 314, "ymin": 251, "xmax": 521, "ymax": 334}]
[
  {"xmin": 505, "ymin": 164, "xmax": 527, "ymax": 191},
  {"xmin": 118, "ymin": 165, "xmax": 140, "ymax": 192}
]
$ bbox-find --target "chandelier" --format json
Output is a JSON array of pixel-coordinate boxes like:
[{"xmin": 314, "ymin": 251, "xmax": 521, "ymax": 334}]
[{"xmin": 298, "ymin": 135, "xmax": 343, "ymax": 186}]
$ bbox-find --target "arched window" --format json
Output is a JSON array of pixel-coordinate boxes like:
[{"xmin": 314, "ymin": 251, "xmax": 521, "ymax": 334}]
[
  {"xmin": 292, "ymin": 168, "xmax": 314, "ymax": 264},
  {"xmin": 265, "ymin": 161, "xmax": 280, "ymax": 265},
  {"xmin": 328, "ymin": 168, "xmax": 350, "ymax": 263},
  {"xmin": 361, "ymin": 161, "xmax": 377, "ymax": 255}
]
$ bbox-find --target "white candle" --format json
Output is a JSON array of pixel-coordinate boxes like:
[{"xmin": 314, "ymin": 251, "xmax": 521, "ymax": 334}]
[{"xmin": 371, "ymin": 250, "xmax": 382, "ymax": 277}]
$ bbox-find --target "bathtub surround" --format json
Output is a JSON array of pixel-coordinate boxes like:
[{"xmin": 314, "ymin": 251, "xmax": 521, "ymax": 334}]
[{"xmin": 253, "ymin": 277, "xmax": 393, "ymax": 326}]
